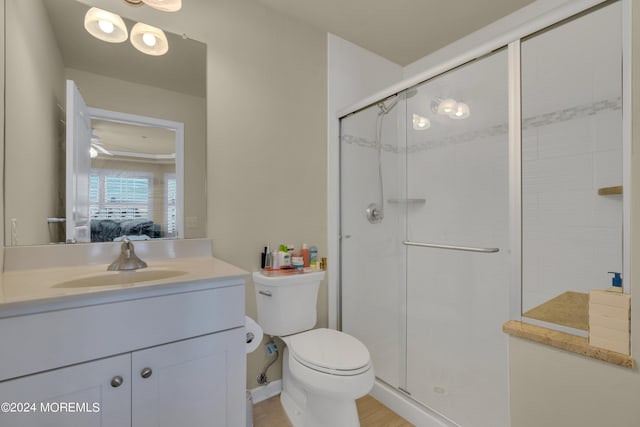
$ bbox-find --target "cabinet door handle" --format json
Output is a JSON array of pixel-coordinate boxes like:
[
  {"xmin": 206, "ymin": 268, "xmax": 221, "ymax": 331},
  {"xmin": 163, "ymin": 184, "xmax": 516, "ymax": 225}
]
[
  {"xmin": 111, "ymin": 375, "xmax": 124, "ymax": 388},
  {"xmin": 140, "ymin": 367, "xmax": 153, "ymax": 379}
]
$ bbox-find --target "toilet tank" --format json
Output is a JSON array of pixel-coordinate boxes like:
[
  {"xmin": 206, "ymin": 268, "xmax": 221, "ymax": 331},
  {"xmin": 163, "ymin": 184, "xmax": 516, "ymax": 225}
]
[{"xmin": 253, "ymin": 271, "xmax": 325, "ymax": 336}]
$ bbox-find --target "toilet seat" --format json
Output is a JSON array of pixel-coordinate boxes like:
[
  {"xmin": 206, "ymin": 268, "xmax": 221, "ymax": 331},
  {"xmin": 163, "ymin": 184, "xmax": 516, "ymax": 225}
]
[{"xmin": 287, "ymin": 328, "xmax": 371, "ymax": 376}]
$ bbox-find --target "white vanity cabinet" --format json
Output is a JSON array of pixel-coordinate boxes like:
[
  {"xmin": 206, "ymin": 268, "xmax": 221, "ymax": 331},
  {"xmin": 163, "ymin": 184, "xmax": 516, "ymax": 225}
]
[
  {"xmin": 0, "ymin": 277, "xmax": 247, "ymax": 427},
  {"xmin": 132, "ymin": 329, "xmax": 245, "ymax": 427},
  {"xmin": 0, "ymin": 354, "xmax": 131, "ymax": 426}
]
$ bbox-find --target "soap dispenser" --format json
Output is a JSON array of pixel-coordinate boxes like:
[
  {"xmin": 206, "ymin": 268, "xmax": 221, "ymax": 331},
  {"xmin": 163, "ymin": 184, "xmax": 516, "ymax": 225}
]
[{"xmin": 608, "ymin": 272, "xmax": 623, "ymax": 293}]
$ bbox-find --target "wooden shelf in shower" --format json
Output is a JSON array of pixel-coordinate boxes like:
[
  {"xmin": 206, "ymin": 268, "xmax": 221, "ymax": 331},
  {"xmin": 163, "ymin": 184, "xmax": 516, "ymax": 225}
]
[{"xmin": 597, "ymin": 185, "xmax": 622, "ymax": 195}]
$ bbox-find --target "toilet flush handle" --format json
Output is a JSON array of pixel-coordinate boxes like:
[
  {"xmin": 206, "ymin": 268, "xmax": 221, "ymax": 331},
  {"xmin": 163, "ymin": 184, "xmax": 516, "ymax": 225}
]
[{"xmin": 258, "ymin": 290, "xmax": 272, "ymax": 297}]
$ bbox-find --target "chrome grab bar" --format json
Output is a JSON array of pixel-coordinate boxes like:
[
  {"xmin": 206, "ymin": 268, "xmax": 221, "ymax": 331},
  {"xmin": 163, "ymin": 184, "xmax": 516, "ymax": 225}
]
[{"xmin": 402, "ymin": 241, "xmax": 499, "ymax": 253}]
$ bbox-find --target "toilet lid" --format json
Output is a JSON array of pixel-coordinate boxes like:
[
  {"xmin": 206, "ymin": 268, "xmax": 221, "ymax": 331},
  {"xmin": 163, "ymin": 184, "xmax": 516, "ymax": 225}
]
[{"xmin": 288, "ymin": 328, "xmax": 371, "ymax": 375}]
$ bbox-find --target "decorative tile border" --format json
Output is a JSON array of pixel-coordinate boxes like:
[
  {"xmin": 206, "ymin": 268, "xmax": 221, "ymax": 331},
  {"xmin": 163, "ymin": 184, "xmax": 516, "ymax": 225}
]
[{"xmin": 341, "ymin": 97, "xmax": 622, "ymax": 154}]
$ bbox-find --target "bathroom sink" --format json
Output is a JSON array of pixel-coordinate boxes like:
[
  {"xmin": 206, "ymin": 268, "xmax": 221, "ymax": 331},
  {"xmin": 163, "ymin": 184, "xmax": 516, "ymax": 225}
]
[{"xmin": 53, "ymin": 269, "xmax": 188, "ymax": 288}]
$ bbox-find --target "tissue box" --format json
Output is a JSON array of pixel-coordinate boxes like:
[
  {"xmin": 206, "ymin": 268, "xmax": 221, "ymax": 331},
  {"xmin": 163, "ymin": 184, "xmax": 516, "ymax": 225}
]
[{"xmin": 588, "ymin": 290, "xmax": 631, "ymax": 355}]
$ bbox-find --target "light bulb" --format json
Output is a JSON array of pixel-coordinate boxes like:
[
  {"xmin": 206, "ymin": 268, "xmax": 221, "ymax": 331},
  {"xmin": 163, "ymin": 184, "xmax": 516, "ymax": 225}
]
[
  {"xmin": 143, "ymin": 33, "xmax": 157, "ymax": 47},
  {"xmin": 98, "ymin": 20, "xmax": 114, "ymax": 34}
]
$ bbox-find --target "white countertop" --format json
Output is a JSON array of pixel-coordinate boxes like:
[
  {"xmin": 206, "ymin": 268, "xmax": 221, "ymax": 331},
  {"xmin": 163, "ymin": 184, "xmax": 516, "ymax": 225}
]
[{"xmin": 0, "ymin": 256, "xmax": 249, "ymax": 318}]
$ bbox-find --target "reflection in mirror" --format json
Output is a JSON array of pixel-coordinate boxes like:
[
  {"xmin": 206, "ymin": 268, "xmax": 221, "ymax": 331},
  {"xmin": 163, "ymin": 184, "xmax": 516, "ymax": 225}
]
[
  {"xmin": 84, "ymin": 110, "xmax": 182, "ymax": 244},
  {"xmin": 4, "ymin": 0, "xmax": 206, "ymax": 246},
  {"xmin": 520, "ymin": 2, "xmax": 623, "ymax": 333}
]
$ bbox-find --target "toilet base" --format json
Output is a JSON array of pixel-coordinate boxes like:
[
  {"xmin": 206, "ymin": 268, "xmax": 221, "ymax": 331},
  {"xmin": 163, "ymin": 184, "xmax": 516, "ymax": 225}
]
[{"xmin": 280, "ymin": 347, "xmax": 364, "ymax": 427}]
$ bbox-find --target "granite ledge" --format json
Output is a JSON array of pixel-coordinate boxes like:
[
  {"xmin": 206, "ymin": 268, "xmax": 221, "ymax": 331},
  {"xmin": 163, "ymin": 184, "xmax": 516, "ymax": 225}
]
[{"xmin": 503, "ymin": 320, "xmax": 634, "ymax": 369}]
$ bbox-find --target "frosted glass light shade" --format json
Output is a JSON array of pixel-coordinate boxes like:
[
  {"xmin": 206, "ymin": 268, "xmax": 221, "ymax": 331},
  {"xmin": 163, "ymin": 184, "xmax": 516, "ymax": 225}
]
[
  {"xmin": 141, "ymin": 0, "xmax": 182, "ymax": 12},
  {"xmin": 449, "ymin": 102, "xmax": 470, "ymax": 119},
  {"xmin": 84, "ymin": 7, "xmax": 128, "ymax": 43},
  {"xmin": 412, "ymin": 114, "xmax": 431, "ymax": 130},
  {"xmin": 130, "ymin": 23, "xmax": 169, "ymax": 56},
  {"xmin": 437, "ymin": 98, "xmax": 457, "ymax": 115}
]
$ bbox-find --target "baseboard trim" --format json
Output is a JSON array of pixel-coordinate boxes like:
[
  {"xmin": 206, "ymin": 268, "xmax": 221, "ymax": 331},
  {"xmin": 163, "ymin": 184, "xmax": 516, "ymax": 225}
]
[{"xmin": 249, "ymin": 379, "xmax": 282, "ymax": 404}]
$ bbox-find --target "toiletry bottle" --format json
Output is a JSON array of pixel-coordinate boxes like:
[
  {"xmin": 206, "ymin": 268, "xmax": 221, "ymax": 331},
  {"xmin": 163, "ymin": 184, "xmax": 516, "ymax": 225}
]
[
  {"xmin": 292, "ymin": 250, "xmax": 304, "ymax": 270},
  {"xmin": 264, "ymin": 245, "xmax": 272, "ymax": 269},
  {"xmin": 309, "ymin": 246, "xmax": 318, "ymax": 269},
  {"xmin": 272, "ymin": 249, "xmax": 280, "ymax": 269},
  {"xmin": 261, "ymin": 245, "xmax": 267, "ymax": 268},
  {"xmin": 608, "ymin": 272, "xmax": 623, "ymax": 293},
  {"xmin": 301, "ymin": 243, "xmax": 310, "ymax": 268}
]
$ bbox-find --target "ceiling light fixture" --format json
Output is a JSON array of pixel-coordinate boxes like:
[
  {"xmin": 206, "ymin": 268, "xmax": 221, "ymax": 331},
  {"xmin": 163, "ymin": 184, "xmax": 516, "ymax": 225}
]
[
  {"xmin": 431, "ymin": 97, "xmax": 471, "ymax": 120},
  {"xmin": 412, "ymin": 113, "xmax": 431, "ymax": 130},
  {"xmin": 141, "ymin": 0, "xmax": 182, "ymax": 12},
  {"xmin": 436, "ymin": 98, "xmax": 457, "ymax": 115},
  {"xmin": 130, "ymin": 22, "xmax": 169, "ymax": 55},
  {"xmin": 449, "ymin": 102, "xmax": 470, "ymax": 119},
  {"xmin": 84, "ymin": 7, "xmax": 128, "ymax": 43}
]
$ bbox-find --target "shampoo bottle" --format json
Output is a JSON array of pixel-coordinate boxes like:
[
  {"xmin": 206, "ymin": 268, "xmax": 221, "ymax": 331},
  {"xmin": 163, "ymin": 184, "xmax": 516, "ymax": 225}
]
[
  {"xmin": 608, "ymin": 272, "xmax": 623, "ymax": 293},
  {"xmin": 301, "ymin": 243, "xmax": 310, "ymax": 267}
]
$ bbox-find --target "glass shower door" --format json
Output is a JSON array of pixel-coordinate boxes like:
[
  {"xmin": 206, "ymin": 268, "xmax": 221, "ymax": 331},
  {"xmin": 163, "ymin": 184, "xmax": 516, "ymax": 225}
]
[
  {"xmin": 404, "ymin": 49, "xmax": 510, "ymax": 427},
  {"xmin": 340, "ymin": 96, "xmax": 408, "ymax": 391}
]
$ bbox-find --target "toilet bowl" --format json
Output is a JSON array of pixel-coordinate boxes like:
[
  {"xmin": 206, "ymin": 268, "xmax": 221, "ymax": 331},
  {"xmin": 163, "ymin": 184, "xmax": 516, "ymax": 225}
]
[
  {"xmin": 280, "ymin": 328, "xmax": 375, "ymax": 427},
  {"xmin": 252, "ymin": 271, "xmax": 375, "ymax": 427}
]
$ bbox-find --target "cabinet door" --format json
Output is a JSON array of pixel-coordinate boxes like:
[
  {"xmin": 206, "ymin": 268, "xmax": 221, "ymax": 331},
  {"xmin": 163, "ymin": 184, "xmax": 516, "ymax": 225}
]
[
  {"xmin": 132, "ymin": 328, "xmax": 245, "ymax": 427},
  {"xmin": 0, "ymin": 354, "xmax": 131, "ymax": 427}
]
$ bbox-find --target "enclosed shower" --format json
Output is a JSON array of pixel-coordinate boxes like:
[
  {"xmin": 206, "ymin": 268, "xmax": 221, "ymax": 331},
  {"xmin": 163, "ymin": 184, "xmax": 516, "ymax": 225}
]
[
  {"xmin": 337, "ymin": 2, "xmax": 625, "ymax": 426},
  {"xmin": 339, "ymin": 49, "xmax": 510, "ymax": 427}
]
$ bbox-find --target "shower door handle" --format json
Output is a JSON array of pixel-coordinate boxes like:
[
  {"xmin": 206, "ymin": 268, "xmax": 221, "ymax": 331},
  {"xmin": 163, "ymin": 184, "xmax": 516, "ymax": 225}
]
[{"xmin": 402, "ymin": 241, "xmax": 499, "ymax": 253}]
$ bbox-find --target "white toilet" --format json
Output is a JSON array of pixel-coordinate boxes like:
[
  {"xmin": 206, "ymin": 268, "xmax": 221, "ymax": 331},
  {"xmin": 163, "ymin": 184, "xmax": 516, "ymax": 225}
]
[{"xmin": 253, "ymin": 270, "xmax": 374, "ymax": 427}]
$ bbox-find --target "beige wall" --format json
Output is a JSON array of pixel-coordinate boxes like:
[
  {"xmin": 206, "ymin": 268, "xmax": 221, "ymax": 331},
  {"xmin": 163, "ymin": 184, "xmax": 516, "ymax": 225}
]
[
  {"xmin": 65, "ymin": 68, "xmax": 206, "ymax": 239},
  {"xmin": 4, "ymin": 0, "xmax": 65, "ymax": 246},
  {"xmin": 202, "ymin": 3, "xmax": 328, "ymax": 390},
  {"xmin": 508, "ymin": 3, "xmax": 640, "ymax": 426}
]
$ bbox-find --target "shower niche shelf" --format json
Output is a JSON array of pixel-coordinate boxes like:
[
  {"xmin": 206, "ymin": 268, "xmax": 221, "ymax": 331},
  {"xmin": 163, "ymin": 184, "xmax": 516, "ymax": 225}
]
[{"xmin": 597, "ymin": 185, "xmax": 622, "ymax": 195}]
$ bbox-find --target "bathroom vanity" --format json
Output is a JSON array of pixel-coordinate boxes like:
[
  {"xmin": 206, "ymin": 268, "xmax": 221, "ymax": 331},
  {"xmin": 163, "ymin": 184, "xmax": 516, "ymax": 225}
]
[{"xmin": 0, "ymin": 240, "xmax": 248, "ymax": 427}]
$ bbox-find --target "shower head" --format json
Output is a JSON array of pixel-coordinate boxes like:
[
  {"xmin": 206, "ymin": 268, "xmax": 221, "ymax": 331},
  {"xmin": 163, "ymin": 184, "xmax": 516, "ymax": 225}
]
[
  {"xmin": 377, "ymin": 96, "xmax": 398, "ymax": 115},
  {"xmin": 377, "ymin": 88, "xmax": 418, "ymax": 116}
]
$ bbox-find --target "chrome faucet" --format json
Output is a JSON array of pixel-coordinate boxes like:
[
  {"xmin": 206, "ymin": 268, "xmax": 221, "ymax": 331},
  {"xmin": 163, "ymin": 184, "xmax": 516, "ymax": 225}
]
[{"xmin": 108, "ymin": 237, "xmax": 148, "ymax": 271}]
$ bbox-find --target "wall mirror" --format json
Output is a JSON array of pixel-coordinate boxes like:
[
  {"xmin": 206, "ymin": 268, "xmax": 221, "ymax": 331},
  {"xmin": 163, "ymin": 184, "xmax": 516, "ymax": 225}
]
[
  {"xmin": 520, "ymin": 2, "xmax": 624, "ymax": 334},
  {"xmin": 4, "ymin": 0, "xmax": 207, "ymax": 246}
]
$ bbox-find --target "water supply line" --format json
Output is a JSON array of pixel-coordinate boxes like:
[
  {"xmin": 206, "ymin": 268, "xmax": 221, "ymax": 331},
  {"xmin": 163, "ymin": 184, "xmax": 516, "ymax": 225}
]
[
  {"xmin": 256, "ymin": 338, "xmax": 278, "ymax": 385},
  {"xmin": 366, "ymin": 95, "xmax": 398, "ymax": 224}
]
